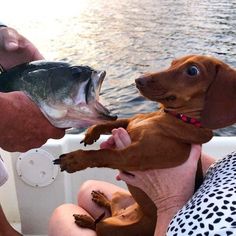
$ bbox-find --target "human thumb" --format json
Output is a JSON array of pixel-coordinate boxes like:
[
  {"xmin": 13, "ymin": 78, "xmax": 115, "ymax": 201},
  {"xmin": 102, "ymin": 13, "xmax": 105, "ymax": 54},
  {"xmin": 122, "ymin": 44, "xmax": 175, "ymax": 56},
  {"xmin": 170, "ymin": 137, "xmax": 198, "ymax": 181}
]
[{"xmin": 2, "ymin": 28, "xmax": 19, "ymax": 51}]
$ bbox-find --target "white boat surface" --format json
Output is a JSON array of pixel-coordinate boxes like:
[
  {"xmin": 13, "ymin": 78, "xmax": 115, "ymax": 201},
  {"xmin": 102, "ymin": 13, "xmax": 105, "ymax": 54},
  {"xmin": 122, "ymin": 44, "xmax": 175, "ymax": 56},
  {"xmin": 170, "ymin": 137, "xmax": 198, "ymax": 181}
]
[{"xmin": 1, "ymin": 134, "xmax": 236, "ymax": 236}]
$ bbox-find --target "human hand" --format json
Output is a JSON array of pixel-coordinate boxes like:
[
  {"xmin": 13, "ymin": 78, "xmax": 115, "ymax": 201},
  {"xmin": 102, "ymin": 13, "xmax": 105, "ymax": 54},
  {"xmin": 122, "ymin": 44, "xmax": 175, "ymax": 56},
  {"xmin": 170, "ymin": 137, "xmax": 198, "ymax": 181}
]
[
  {"xmin": 0, "ymin": 92, "xmax": 65, "ymax": 152},
  {"xmin": 101, "ymin": 128, "xmax": 202, "ymax": 236},
  {"xmin": 118, "ymin": 144, "xmax": 202, "ymax": 211},
  {"xmin": 100, "ymin": 128, "xmax": 202, "ymax": 210},
  {"xmin": 100, "ymin": 127, "xmax": 131, "ymax": 149},
  {"xmin": 0, "ymin": 27, "xmax": 43, "ymax": 70},
  {"xmin": 0, "ymin": 27, "xmax": 65, "ymax": 152}
]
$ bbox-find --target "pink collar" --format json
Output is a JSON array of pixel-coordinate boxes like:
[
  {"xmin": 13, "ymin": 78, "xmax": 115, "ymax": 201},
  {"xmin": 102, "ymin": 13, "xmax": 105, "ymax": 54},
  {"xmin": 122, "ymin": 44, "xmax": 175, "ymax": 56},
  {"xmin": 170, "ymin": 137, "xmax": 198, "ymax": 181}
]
[{"xmin": 164, "ymin": 109, "xmax": 202, "ymax": 128}]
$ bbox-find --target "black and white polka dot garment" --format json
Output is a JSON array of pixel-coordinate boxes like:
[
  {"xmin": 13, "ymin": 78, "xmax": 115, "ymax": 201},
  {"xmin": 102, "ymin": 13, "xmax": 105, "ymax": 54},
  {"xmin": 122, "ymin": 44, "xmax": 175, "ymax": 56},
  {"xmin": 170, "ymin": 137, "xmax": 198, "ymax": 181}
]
[{"xmin": 167, "ymin": 151, "xmax": 236, "ymax": 236}]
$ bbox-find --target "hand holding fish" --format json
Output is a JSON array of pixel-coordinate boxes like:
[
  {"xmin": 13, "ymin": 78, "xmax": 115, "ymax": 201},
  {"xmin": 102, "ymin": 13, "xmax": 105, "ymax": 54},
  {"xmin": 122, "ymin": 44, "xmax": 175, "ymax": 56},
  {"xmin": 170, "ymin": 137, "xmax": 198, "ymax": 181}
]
[
  {"xmin": 0, "ymin": 61, "xmax": 117, "ymax": 129},
  {"xmin": 0, "ymin": 27, "xmax": 116, "ymax": 152},
  {"xmin": 0, "ymin": 91, "xmax": 65, "ymax": 152},
  {"xmin": 0, "ymin": 27, "xmax": 65, "ymax": 152},
  {"xmin": 0, "ymin": 26, "xmax": 43, "ymax": 70}
]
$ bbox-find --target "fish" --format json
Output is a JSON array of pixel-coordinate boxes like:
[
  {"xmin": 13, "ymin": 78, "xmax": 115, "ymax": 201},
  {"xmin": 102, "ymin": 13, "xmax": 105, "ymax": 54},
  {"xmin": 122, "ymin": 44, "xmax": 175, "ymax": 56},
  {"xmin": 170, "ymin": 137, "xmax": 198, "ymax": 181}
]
[{"xmin": 0, "ymin": 61, "xmax": 117, "ymax": 128}]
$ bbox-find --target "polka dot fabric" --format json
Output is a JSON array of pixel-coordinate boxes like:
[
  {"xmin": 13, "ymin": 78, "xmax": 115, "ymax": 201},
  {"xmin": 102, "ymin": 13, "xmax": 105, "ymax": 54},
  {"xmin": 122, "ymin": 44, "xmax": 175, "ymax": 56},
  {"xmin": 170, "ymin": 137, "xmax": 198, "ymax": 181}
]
[{"xmin": 167, "ymin": 152, "xmax": 236, "ymax": 235}]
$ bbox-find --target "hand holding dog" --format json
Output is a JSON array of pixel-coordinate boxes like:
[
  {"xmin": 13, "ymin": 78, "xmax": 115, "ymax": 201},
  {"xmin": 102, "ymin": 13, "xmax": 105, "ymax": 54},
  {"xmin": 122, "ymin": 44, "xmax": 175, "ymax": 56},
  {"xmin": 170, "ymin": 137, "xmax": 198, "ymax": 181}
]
[
  {"xmin": 101, "ymin": 128, "xmax": 202, "ymax": 235},
  {"xmin": 118, "ymin": 144, "xmax": 201, "ymax": 208},
  {"xmin": 101, "ymin": 127, "xmax": 201, "ymax": 208}
]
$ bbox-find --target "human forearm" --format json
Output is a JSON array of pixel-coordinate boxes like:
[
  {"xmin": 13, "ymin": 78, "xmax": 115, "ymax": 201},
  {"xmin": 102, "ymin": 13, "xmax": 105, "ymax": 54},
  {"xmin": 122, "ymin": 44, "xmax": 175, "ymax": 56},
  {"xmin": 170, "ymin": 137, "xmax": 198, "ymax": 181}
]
[
  {"xmin": 153, "ymin": 196, "xmax": 188, "ymax": 235},
  {"xmin": 152, "ymin": 153, "xmax": 216, "ymax": 236},
  {"xmin": 155, "ymin": 208, "xmax": 180, "ymax": 236}
]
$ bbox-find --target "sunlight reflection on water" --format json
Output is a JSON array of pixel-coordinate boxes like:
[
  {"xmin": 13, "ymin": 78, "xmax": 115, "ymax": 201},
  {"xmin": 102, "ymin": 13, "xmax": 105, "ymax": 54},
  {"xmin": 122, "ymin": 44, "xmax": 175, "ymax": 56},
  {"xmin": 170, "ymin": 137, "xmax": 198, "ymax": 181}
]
[{"xmin": 2, "ymin": 0, "xmax": 236, "ymax": 135}]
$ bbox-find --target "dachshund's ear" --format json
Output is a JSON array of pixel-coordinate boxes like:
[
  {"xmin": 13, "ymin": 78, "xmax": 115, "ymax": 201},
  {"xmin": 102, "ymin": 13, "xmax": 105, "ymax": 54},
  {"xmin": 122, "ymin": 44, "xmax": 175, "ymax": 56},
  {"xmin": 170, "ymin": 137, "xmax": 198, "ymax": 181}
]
[{"xmin": 201, "ymin": 64, "xmax": 236, "ymax": 129}]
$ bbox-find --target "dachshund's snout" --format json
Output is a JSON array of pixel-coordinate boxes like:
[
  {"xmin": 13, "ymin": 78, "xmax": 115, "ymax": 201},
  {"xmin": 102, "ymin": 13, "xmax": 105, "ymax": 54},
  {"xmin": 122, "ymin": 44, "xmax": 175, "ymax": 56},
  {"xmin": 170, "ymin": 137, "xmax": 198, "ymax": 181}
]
[{"xmin": 135, "ymin": 77, "xmax": 147, "ymax": 87}]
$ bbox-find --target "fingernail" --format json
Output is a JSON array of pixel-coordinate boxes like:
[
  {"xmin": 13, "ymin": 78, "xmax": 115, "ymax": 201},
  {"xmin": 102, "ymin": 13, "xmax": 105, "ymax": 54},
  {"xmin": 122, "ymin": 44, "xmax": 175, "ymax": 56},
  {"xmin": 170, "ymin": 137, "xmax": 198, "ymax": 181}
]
[
  {"xmin": 112, "ymin": 129, "xmax": 117, "ymax": 135},
  {"xmin": 116, "ymin": 174, "xmax": 121, "ymax": 181}
]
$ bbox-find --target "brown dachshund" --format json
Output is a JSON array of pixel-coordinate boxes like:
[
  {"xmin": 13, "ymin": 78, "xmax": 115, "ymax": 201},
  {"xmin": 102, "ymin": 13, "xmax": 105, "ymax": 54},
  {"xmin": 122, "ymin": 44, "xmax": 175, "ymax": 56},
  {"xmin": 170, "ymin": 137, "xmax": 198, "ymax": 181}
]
[{"xmin": 54, "ymin": 55, "xmax": 236, "ymax": 235}]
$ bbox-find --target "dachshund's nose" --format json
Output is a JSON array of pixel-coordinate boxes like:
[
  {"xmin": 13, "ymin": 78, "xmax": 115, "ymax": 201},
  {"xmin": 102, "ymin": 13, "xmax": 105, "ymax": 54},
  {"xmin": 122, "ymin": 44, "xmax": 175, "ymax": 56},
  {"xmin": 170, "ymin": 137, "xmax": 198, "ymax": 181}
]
[{"xmin": 135, "ymin": 77, "xmax": 147, "ymax": 87}]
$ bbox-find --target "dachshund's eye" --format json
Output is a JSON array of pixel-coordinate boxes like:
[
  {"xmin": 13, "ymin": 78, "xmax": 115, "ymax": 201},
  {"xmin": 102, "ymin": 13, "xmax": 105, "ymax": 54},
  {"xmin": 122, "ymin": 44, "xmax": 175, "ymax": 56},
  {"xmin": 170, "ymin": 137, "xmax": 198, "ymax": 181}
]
[{"xmin": 186, "ymin": 66, "xmax": 200, "ymax": 76}]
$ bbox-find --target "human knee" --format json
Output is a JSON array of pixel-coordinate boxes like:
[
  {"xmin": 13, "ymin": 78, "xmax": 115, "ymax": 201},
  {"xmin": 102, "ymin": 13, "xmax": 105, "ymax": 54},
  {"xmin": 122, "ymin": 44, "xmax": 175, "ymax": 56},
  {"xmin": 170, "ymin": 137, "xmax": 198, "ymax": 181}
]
[
  {"xmin": 50, "ymin": 204, "xmax": 74, "ymax": 221},
  {"xmin": 77, "ymin": 180, "xmax": 101, "ymax": 204},
  {"xmin": 49, "ymin": 204, "xmax": 95, "ymax": 236}
]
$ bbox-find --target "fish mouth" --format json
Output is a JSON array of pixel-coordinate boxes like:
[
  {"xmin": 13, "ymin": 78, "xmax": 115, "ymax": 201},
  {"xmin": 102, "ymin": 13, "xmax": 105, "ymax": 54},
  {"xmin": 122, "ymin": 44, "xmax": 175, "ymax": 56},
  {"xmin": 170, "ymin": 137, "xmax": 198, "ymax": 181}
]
[
  {"xmin": 94, "ymin": 101, "xmax": 117, "ymax": 121},
  {"xmin": 97, "ymin": 71, "xmax": 106, "ymax": 88},
  {"xmin": 91, "ymin": 70, "xmax": 117, "ymax": 121}
]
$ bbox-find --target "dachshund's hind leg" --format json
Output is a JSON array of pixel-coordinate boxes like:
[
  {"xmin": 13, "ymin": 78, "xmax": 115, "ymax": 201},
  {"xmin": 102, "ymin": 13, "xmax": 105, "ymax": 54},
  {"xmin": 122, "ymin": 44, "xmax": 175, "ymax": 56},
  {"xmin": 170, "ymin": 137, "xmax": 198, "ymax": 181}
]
[
  {"xmin": 73, "ymin": 214, "xmax": 96, "ymax": 230},
  {"xmin": 91, "ymin": 190, "xmax": 112, "ymax": 214},
  {"xmin": 74, "ymin": 212, "xmax": 106, "ymax": 230},
  {"xmin": 74, "ymin": 190, "xmax": 110, "ymax": 230}
]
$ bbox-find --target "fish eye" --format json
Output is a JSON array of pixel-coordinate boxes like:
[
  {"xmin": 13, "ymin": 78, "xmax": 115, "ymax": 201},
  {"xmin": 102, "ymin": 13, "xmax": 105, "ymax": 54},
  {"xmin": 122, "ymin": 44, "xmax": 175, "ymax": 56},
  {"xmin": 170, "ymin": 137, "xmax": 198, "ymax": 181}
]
[{"xmin": 186, "ymin": 65, "xmax": 200, "ymax": 76}]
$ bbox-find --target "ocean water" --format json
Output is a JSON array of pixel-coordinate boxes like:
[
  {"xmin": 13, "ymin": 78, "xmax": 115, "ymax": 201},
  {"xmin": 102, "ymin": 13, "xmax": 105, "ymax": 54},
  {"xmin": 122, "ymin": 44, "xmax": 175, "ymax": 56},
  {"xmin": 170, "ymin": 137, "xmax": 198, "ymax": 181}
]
[{"xmin": 3, "ymin": 0, "xmax": 236, "ymax": 135}]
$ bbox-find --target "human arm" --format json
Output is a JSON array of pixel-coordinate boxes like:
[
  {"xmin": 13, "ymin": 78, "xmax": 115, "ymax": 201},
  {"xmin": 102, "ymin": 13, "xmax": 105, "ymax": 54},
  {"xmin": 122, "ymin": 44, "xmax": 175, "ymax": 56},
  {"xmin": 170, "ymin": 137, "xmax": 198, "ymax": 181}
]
[
  {"xmin": 118, "ymin": 144, "xmax": 202, "ymax": 236},
  {"xmin": 0, "ymin": 27, "xmax": 65, "ymax": 152}
]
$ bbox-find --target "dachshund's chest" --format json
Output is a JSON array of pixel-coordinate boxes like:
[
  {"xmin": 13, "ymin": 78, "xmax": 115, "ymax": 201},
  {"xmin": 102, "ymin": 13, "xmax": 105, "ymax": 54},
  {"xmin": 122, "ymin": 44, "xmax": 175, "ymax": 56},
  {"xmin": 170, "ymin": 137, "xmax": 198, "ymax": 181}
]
[
  {"xmin": 126, "ymin": 114, "xmax": 163, "ymax": 137},
  {"xmin": 128, "ymin": 117, "xmax": 155, "ymax": 128}
]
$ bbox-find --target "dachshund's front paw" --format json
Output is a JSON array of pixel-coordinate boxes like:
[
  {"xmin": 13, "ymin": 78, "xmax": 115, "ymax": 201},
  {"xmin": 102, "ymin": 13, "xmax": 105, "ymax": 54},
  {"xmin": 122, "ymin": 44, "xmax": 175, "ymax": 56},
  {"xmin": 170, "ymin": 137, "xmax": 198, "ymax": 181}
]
[
  {"xmin": 80, "ymin": 126, "xmax": 101, "ymax": 146},
  {"xmin": 73, "ymin": 214, "xmax": 96, "ymax": 230},
  {"xmin": 53, "ymin": 152, "xmax": 85, "ymax": 173}
]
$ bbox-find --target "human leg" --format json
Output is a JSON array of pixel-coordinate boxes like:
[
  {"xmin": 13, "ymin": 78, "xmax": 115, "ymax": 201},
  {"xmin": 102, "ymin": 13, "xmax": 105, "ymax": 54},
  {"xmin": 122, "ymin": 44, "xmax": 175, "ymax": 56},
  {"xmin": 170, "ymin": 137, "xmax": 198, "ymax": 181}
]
[
  {"xmin": 48, "ymin": 203, "xmax": 96, "ymax": 236},
  {"xmin": 77, "ymin": 180, "xmax": 132, "ymax": 219},
  {"xmin": 49, "ymin": 180, "xmax": 131, "ymax": 236}
]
